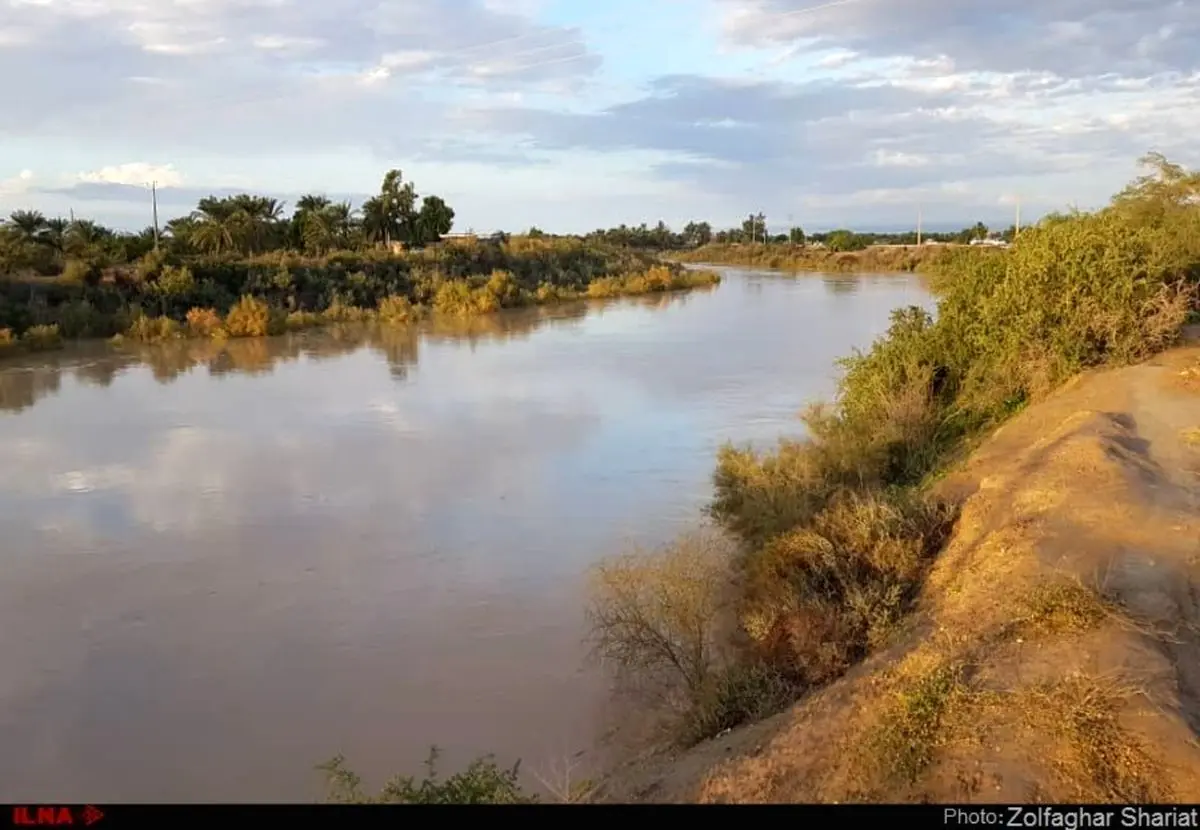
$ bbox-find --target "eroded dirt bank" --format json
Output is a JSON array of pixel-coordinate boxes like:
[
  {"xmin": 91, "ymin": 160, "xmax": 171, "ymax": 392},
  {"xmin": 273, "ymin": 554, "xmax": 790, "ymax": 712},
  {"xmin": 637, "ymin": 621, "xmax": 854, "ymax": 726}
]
[{"xmin": 603, "ymin": 342, "xmax": 1200, "ymax": 803}]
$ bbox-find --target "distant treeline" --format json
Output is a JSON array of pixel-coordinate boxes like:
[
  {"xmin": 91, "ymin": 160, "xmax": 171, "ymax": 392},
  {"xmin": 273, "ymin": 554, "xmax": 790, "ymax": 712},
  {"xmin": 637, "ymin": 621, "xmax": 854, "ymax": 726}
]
[
  {"xmin": 577, "ymin": 217, "xmax": 1015, "ymax": 252},
  {"xmin": 673, "ymin": 241, "xmax": 964, "ymax": 273},
  {"xmin": 0, "ymin": 169, "xmax": 725, "ymax": 351}
]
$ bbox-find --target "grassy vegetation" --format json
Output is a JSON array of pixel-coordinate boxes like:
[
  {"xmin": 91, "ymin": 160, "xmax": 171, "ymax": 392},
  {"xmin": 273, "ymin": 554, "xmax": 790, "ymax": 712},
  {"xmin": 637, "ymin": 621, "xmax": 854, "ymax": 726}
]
[
  {"xmin": 319, "ymin": 749, "xmax": 536, "ymax": 804},
  {"xmin": 675, "ymin": 241, "xmax": 962, "ymax": 273},
  {"xmin": 587, "ymin": 152, "xmax": 1200, "ymax": 748},
  {"xmin": 0, "ymin": 241, "xmax": 718, "ymax": 353}
]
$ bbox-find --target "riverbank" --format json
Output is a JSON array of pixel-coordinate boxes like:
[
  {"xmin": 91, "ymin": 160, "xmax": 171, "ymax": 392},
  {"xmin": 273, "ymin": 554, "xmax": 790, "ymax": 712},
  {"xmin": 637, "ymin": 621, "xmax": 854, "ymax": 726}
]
[
  {"xmin": 598, "ymin": 338, "xmax": 1200, "ymax": 801},
  {"xmin": 0, "ymin": 240, "xmax": 719, "ymax": 355},
  {"xmin": 674, "ymin": 241, "xmax": 966, "ymax": 272},
  {"xmin": 576, "ymin": 155, "xmax": 1200, "ymax": 804}
]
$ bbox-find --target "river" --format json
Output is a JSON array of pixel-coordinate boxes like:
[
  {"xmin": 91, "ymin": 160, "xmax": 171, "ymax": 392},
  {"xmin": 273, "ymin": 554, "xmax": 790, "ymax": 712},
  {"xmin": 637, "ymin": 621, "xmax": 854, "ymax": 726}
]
[{"xmin": 0, "ymin": 268, "xmax": 933, "ymax": 801}]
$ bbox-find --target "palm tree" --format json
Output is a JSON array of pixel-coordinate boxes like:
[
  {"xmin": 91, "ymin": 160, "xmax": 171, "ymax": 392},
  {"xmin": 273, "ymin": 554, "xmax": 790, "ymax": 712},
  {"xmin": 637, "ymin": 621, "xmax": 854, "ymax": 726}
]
[
  {"xmin": 42, "ymin": 217, "xmax": 69, "ymax": 253},
  {"xmin": 65, "ymin": 218, "xmax": 111, "ymax": 256},
  {"xmin": 360, "ymin": 196, "xmax": 390, "ymax": 247},
  {"xmin": 293, "ymin": 194, "xmax": 333, "ymax": 252},
  {"xmin": 7, "ymin": 210, "xmax": 48, "ymax": 244},
  {"xmin": 300, "ymin": 209, "xmax": 333, "ymax": 254},
  {"xmin": 295, "ymin": 194, "xmax": 332, "ymax": 215},
  {"xmin": 326, "ymin": 201, "xmax": 355, "ymax": 249}
]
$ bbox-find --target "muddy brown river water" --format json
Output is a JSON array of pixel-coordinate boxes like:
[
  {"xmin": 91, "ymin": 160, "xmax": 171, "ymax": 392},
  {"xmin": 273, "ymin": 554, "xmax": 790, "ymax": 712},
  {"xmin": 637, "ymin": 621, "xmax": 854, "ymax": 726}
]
[{"xmin": 0, "ymin": 268, "xmax": 932, "ymax": 801}]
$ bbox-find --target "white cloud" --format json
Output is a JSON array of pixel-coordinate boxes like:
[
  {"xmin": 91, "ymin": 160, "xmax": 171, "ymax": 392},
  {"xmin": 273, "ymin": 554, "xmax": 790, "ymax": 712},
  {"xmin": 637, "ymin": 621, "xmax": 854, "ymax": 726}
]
[
  {"xmin": 815, "ymin": 49, "xmax": 858, "ymax": 69},
  {"xmin": 252, "ymin": 34, "xmax": 324, "ymax": 51},
  {"xmin": 0, "ymin": 169, "xmax": 35, "ymax": 197},
  {"xmin": 871, "ymin": 150, "xmax": 931, "ymax": 167},
  {"xmin": 3, "ymin": 0, "xmax": 1200, "ymax": 230},
  {"xmin": 76, "ymin": 163, "xmax": 184, "ymax": 187},
  {"xmin": 380, "ymin": 50, "xmax": 437, "ymax": 70}
]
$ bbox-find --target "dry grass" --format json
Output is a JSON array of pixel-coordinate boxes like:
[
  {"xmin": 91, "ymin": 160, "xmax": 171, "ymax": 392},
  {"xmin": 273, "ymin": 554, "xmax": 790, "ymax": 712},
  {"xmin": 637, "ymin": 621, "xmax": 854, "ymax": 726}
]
[
  {"xmin": 1173, "ymin": 364, "xmax": 1200, "ymax": 392},
  {"xmin": 1020, "ymin": 676, "xmax": 1169, "ymax": 802},
  {"xmin": 866, "ymin": 660, "xmax": 969, "ymax": 790},
  {"xmin": 1015, "ymin": 580, "xmax": 1115, "ymax": 637}
]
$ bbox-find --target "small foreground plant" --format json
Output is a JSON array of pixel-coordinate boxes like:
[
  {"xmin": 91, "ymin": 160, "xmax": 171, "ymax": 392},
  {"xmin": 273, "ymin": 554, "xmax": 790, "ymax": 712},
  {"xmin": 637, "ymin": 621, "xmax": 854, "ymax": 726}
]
[{"xmin": 318, "ymin": 747, "xmax": 536, "ymax": 804}]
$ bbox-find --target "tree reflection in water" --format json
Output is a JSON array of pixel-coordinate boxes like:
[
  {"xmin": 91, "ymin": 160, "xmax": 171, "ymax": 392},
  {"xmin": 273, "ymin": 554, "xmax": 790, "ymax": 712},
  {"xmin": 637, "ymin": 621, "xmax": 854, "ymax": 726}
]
[{"xmin": 0, "ymin": 290, "xmax": 703, "ymax": 414}]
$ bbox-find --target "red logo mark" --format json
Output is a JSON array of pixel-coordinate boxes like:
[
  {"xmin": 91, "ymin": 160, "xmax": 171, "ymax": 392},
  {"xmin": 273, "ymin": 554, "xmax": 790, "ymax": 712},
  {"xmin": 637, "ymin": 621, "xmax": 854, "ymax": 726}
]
[
  {"xmin": 11, "ymin": 806, "xmax": 74, "ymax": 825},
  {"xmin": 80, "ymin": 807, "xmax": 103, "ymax": 827}
]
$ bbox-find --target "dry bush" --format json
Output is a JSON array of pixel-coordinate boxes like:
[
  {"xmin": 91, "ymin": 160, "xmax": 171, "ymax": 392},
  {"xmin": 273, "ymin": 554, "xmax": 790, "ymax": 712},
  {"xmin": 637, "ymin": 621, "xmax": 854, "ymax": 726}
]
[
  {"xmin": 124, "ymin": 314, "xmax": 181, "ymax": 343},
  {"xmin": 185, "ymin": 307, "xmax": 224, "ymax": 337},
  {"xmin": 377, "ymin": 295, "xmax": 419, "ymax": 325},
  {"xmin": 741, "ymin": 491, "xmax": 955, "ymax": 687},
  {"xmin": 285, "ymin": 310, "xmax": 323, "ymax": 330},
  {"xmin": 586, "ymin": 527, "xmax": 738, "ymax": 702},
  {"xmin": 223, "ymin": 295, "xmax": 274, "ymax": 337},
  {"xmin": 21, "ymin": 323, "xmax": 62, "ymax": 350}
]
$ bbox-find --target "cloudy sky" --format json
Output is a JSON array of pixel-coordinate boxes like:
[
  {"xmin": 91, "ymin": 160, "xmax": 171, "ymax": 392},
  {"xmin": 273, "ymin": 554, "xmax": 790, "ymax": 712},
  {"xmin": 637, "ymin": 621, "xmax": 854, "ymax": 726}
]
[{"xmin": 1, "ymin": 0, "xmax": 1197, "ymax": 233}]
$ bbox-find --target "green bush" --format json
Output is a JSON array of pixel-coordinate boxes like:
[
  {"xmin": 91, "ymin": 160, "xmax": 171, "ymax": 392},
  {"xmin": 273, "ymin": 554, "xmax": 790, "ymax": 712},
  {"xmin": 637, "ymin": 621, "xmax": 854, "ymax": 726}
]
[
  {"xmin": 679, "ymin": 661, "xmax": 799, "ymax": 745},
  {"xmin": 318, "ymin": 748, "xmax": 535, "ymax": 804},
  {"xmin": 701, "ymin": 153, "xmax": 1200, "ymax": 737}
]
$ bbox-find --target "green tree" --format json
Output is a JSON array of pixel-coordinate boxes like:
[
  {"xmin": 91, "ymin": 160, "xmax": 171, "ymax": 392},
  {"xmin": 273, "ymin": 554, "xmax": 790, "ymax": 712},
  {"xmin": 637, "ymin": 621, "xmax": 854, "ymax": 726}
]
[
  {"xmin": 742, "ymin": 212, "xmax": 767, "ymax": 243},
  {"xmin": 415, "ymin": 195, "xmax": 455, "ymax": 245},
  {"xmin": 682, "ymin": 221, "xmax": 712, "ymax": 247},
  {"xmin": 789, "ymin": 226, "xmax": 806, "ymax": 245},
  {"xmin": 826, "ymin": 229, "xmax": 865, "ymax": 252}
]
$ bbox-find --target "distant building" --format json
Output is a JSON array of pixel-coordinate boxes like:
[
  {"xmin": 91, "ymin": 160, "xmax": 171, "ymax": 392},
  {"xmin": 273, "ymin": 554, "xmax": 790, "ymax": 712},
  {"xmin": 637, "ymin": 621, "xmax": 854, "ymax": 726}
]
[{"xmin": 439, "ymin": 231, "xmax": 505, "ymax": 244}]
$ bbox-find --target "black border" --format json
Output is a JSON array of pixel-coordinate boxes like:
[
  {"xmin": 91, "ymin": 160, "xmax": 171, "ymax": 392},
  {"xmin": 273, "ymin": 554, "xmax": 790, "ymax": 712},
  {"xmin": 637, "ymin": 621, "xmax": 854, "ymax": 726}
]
[{"xmin": 7, "ymin": 803, "xmax": 1200, "ymax": 828}]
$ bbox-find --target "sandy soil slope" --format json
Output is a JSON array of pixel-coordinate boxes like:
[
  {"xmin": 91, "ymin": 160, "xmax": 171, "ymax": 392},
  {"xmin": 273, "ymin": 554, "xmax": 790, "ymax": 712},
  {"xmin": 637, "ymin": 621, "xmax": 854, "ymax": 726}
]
[{"xmin": 604, "ymin": 340, "xmax": 1200, "ymax": 803}]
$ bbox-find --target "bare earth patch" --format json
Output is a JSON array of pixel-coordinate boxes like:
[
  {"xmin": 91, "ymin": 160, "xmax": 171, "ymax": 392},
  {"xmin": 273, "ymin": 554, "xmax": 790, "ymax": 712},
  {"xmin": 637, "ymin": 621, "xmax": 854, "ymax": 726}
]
[{"xmin": 599, "ymin": 344, "xmax": 1200, "ymax": 803}]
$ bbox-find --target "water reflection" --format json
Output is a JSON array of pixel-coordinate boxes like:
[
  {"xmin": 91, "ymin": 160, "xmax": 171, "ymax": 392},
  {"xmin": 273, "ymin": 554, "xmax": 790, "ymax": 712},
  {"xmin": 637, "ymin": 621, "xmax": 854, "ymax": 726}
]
[
  {"xmin": 0, "ymin": 291, "xmax": 701, "ymax": 415},
  {"xmin": 0, "ymin": 271, "xmax": 932, "ymax": 801},
  {"xmin": 822, "ymin": 275, "xmax": 862, "ymax": 296}
]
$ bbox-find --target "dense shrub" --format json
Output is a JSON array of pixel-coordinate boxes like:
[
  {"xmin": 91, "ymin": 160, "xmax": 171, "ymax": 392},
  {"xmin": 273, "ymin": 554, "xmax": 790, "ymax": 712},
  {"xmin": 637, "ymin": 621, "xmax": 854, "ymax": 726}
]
[
  {"xmin": 124, "ymin": 314, "xmax": 181, "ymax": 342},
  {"xmin": 185, "ymin": 307, "xmax": 224, "ymax": 337},
  {"xmin": 223, "ymin": 295, "xmax": 275, "ymax": 337}
]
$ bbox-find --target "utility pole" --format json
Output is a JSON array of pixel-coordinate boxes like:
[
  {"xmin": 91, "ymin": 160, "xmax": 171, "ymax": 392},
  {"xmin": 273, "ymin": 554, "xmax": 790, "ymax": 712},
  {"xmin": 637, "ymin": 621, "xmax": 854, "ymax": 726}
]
[
  {"xmin": 1014, "ymin": 196, "xmax": 1021, "ymax": 238},
  {"xmin": 151, "ymin": 180, "xmax": 160, "ymax": 249},
  {"xmin": 916, "ymin": 205, "xmax": 922, "ymax": 246}
]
